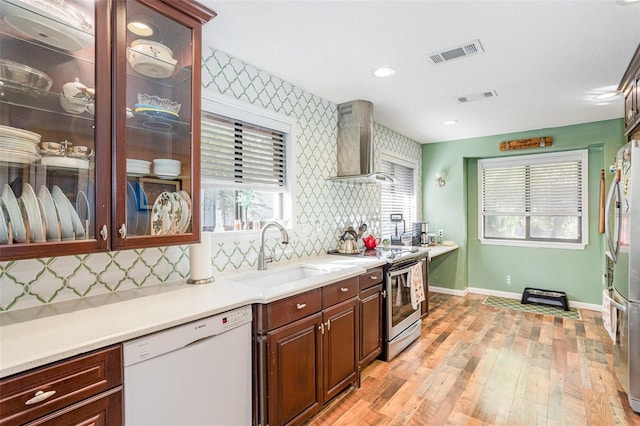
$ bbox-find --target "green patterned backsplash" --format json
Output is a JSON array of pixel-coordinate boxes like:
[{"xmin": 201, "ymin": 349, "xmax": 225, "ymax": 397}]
[{"xmin": 0, "ymin": 48, "xmax": 421, "ymax": 311}]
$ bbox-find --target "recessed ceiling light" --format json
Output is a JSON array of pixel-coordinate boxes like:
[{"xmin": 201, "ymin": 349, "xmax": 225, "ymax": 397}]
[
  {"xmin": 127, "ymin": 21, "xmax": 154, "ymax": 36},
  {"xmin": 373, "ymin": 67, "xmax": 396, "ymax": 78},
  {"xmin": 443, "ymin": 120, "xmax": 457, "ymax": 125},
  {"xmin": 594, "ymin": 92, "xmax": 620, "ymax": 101}
]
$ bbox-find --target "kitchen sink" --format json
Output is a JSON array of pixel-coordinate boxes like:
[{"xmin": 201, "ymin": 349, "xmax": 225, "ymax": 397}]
[{"xmin": 227, "ymin": 265, "xmax": 332, "ymax": 288}]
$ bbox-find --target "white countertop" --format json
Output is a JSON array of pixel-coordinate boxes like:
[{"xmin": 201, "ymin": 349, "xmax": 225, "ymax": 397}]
[{"xmin": 0, "ymin": 245, "xmax": 457, "ymax": 378}]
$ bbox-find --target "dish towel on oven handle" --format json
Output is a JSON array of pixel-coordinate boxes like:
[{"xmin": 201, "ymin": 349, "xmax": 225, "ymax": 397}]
[
  {"xmin": 602, "ymin": 289, "xmax": 617, "ymax": 344},
  {"xmin": 410, "ymin": 262, "xmax": 425, "ymax": 310},
  {"xmin": 396, "ymin": 273, "xmax": 407, "ymax": 307}
]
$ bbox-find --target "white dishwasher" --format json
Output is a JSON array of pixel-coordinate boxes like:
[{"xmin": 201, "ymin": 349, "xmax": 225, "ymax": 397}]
[{"xmin": 123, "ymin": 305, "xmax": 252, "ymax": 426}]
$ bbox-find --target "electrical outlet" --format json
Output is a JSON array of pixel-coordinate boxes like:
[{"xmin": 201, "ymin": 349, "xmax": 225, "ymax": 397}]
[{"xmin": 438, "ymin": 229, "xmax": 444, "ymax": 238}]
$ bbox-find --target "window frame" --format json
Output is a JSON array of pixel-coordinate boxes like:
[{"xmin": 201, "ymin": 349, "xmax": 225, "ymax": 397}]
[
  {"xmin": 478, "ymin": 149, "xmax": 588, "ymax": 250},
  {"xmin": 380, "ymin": 151, "xmax": 418, "ymax": 241},
  {"xmin": 200, "ymin": 93, "xmax": 297, "ymax": 238}
]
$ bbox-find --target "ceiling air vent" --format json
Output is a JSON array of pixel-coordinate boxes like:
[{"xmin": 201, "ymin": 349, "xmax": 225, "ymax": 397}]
[
  {"xmin": 428, "ymin": 39, "xmax": 484, "ymax": 65},
  {"xmin": 456, "ymin": 90, "xmax": 498, "ymax": 103}
]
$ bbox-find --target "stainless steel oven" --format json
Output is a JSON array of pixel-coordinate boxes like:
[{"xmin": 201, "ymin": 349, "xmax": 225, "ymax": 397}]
[
  {"xmin": 327, "ymin": 246, "xmax": 428, "ymax": 361},
  {"xmin": 384, "ymin": 258, "xmax": 424, "ymax": 360}
]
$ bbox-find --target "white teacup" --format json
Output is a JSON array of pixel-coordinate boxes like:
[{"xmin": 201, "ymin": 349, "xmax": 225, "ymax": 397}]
[{"xmin": 60, "ymin": 78, "xmax": 94, "ymax": 115}]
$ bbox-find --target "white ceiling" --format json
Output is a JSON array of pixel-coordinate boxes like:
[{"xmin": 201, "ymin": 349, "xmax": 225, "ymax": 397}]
[{"xmin": 197, "ymin": 1, "xmax": 640, "ymax": 144}]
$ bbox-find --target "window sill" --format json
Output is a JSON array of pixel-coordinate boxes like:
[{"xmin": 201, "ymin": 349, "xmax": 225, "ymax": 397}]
[{"xmin": 479, "ymin": 238, "xmax": 586, "ymax": 250}]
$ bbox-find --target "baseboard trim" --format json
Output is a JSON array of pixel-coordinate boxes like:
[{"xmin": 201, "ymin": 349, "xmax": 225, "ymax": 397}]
[
  {"xmin": 429, "ymin": 286, "xmax": 469, "ymax": 297},
  {"xmin": 430, "ymin": 286, "xmax": 601, "ymax": 312}
]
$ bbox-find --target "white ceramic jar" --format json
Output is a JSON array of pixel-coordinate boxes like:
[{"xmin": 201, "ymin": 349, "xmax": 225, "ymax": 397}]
[{"xmin": 127, "ymin": 39, "xmax": 177, "ymax": 79}]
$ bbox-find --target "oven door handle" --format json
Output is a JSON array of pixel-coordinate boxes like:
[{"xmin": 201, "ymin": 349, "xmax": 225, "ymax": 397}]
[{"xmin": 387, "ymin": 259, "xmax": 423, "ymax": 277}]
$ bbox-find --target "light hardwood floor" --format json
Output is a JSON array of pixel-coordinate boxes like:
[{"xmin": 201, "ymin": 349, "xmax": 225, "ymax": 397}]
[{"xmin": 306, "ymin": 292, "xmax": 640, "ymax": 425}]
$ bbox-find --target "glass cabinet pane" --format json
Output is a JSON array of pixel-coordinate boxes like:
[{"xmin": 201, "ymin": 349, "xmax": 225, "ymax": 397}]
[
  {"xmin": 120, "ymin": 0, "xmax": 193, "ymax": 240},
  {"xmin": 0, "ymin": 0, "xmax": 98, "ymax": 250}
]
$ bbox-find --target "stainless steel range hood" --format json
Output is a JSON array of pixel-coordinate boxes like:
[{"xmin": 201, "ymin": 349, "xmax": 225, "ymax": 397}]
[{"xmin": 328, "ymin": 100, "xmax": 396, "ymax": 184}]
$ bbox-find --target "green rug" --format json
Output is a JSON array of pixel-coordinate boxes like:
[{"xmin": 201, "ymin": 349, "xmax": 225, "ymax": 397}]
[{"xmin": 483, "ymin": 295, "xmax": 582, "ymax": 320}]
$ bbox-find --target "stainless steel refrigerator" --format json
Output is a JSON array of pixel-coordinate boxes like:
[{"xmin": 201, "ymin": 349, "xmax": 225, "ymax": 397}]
[{"xmin": 605, "ymin": 140, "xmax": 639, "ymax": 413}]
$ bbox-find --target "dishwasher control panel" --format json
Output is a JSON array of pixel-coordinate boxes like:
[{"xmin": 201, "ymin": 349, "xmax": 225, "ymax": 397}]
[
  {"xmin": 220, "ymin": 306, "xmax": 252, "ymax": 331},
  {"xmin": 123, "ymin": 305, "xmax": 252, "ymax": 367}
]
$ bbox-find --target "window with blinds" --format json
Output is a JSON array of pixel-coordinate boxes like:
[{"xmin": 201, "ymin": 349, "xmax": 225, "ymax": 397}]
[
  {"xmin": 200, "ymin": 109, "xmax": 290, "ymax": 233},
  {"xmin": 478, "ymin": 150, "xmax": 588, "ymax": 247},
  {"xmin": 201, "ymin": 112, "xmax": 286, "ymax": 188},
  {"xmin": 380, "ymin": 158, "xmax": 416, "ymax": 240}
]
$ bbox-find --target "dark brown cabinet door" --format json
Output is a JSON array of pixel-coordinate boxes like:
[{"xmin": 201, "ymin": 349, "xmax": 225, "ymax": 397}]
[
  {"xmin": 267, "ymin": 313, "xmax": 322, "ymax": 426},
  {"xmin": 624, "ymin": 82, "xmax": 636, "ymax": 130},
  {"xmin": 112, "ymin": 0, "xmax": 214, "ymax": 249},
  {"xmin": 0, "ymin": 0, "xmax": 111, "ymax": 260},
  {"xmin": 620, "ymin": 44, "xmax": 640, "ymax": 136},
  {"xmin": 322, "ymin": 298, "xmax": 358, "ymax": 403},
  {"xmin": 359, "ymin": 284, "xmax": 383, "ymax": 367}
]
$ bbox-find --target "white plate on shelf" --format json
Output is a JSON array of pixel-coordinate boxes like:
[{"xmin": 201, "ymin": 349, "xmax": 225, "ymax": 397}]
[
  {"xmin": 0, "ymin": 124, "xmax": 41, "ymax": 141},
  {"xmin": 168, "ymin": 192, "xmax": 183, "ymax": 234},
  {"xmin": 51, "ymin": 185, "xmax": 73, "ymax": 240},
  {"xmin": 68, "ymin": 199, "xmax": 85, "ymax": 239},
  {"xmin": 0, "ymin": 137, "xmax": 39, "ymax": 153},
  {"xmin": 37, "ymin": 185, "xmax": 60, "ymax": 241},
  {"xmin": 40, "ymin": 156, "xmax": 89, "ymax": 169},
  {"xmin": 1, "ymin": 184, "xmax": 26, "ymax": 243},
  {"xmin": 151, "ymin": 191, "xmax": 172, "ymax": 236},
  {"xmin": 19, "ymin": 183, "xmax": 44, "ymax": 242},
  {"xmin": 2, "ymin": 0, "xmax": 94, "ymax": 51},
  {"xmin": 0, "ymin": 199, "xmax": 9, "ymax": 244},
  {"xmin": 76, "ymin": 190, "xmax": 90, "ymax": 235},
  {"xmin": 178, "ymin": 190, "xmax": 191, "ymax": 233},
  {"xmin": 0, "ymin": 149, "xmax": 38, "ymax": 164}
]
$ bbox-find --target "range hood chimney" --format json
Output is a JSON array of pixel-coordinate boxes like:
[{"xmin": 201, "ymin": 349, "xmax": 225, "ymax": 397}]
[{"xmin": 328, "ymin": 100, "xmax": 396, "ymax": 184}]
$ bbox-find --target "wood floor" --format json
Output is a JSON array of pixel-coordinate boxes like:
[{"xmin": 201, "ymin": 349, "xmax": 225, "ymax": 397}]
[{"xmin": 306, "ymin": 292, "xmax": 640, "ymax": 426}]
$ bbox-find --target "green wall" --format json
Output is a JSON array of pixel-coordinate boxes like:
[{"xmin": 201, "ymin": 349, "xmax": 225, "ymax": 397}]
[{"xmin": 422, "ymin": 119, "xmax": 626, "ymax": 304}]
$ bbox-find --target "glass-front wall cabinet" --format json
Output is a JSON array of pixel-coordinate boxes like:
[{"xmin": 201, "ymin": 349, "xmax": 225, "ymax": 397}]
[
  {"xmin": 113, "ymin": 0, "xmax": 206, "ymax": 250},
  {"xmin": 0, "ymin": 0, "xmax": 214, "ymax": 260},
  {"xmin": 0, "ymin": 0, "xmax": 110, "ymax": 260}
]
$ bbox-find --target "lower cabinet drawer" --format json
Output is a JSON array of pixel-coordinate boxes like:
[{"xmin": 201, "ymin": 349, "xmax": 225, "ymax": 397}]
[
  {"xmin": 0, "ymin": 345, "xmax": 123, "ymax": 426},
  {"xmin": 322, "ymin": 277, "xmax": 358, "ymax": 308},
  {"xmin": 25, "ymin": 387, "xmax": 122, "ymax": 426},
  {"xmin": 359, "ymin": 267, "xmax": 383, "ymax": 291},
  {"xmin": 257, "ymin": 288, "xmax": 322, "ymax": 331}
]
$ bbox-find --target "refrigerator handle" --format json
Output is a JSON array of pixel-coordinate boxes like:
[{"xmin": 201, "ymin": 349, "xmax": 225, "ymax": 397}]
[{"xmin": 604, "ymin": 177, "xmax": 621, "ymax": 263}]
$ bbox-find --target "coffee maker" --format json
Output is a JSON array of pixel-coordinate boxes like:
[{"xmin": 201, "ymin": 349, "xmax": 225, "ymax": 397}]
[{"xmin": 412, "ymin": 222, "xmax": 429, "ymax": 246}]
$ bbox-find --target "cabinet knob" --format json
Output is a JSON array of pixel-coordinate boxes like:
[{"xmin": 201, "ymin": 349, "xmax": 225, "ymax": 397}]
[
  {"xmin": 326, "ymin": 319, "xmax": 331, "ymax": 331},
  {"xmin": 25, "ymin": 390, "xmax": 56, "ymax": 406},
  {"xmin": 319, "ymin": 323, "xmax": 324, "ymax": 334},
  {"xmin": 100, "ymin": 225, "xmax": 108, "ymax": 241},
  {"xmin": 296, "ymin": 303, "xmax": 306, "ymax": 310},
  {"xmin": 382, "ymin": 290, "xmax": 387, "ymax": 298},
  {"xmin": 370, "ymin": 276, "xmax": 378, "ymax": 280},
  {"xmin": 340, "ymin": 287, "xmax": 349, "ymax": 292},
  {"xmin": 119, "ymin": 223, "xmax": 127, "ymax": 239}
]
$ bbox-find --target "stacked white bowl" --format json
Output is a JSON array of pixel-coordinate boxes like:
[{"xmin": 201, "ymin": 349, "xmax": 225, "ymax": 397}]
[
  {"xmin": 153, "ymin": 159, "xmax": 181, "ymax": 179},
  {"xmin": 126, "ymin": 159, "xmax": 151, "ymax": 176}
]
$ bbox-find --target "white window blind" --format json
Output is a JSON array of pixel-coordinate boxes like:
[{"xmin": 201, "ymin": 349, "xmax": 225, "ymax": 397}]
[
  {"xmin": 201, "ymin": 111, "xmax": 286, "ymax": 189},
  {"xmin": 479, "ymin": 150, "xmax": 587, "ymax": 246},
  {"xmin": 381, "ymin": 158, "xmax": 415, "ymax": 238}
]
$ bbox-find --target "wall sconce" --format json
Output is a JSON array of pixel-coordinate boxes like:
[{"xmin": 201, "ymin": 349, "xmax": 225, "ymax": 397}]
[{"xmin": 435, "ymin": 173, "xmax": 446, "ymax": 188}]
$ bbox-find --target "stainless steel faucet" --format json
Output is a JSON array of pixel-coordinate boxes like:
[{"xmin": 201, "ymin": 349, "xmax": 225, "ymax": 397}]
[{"xmin": 257, "ymin": 221, "xmax": 289, "ymax": 270}]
